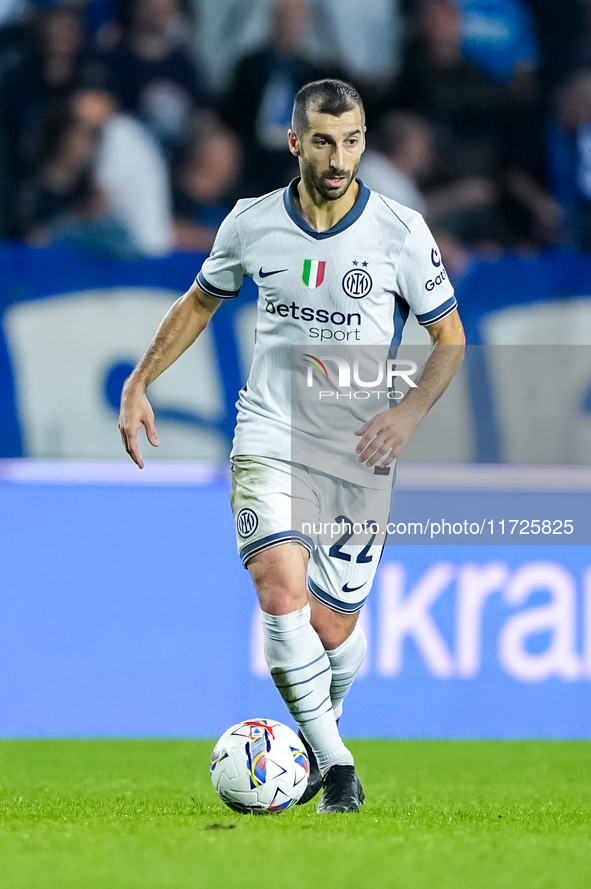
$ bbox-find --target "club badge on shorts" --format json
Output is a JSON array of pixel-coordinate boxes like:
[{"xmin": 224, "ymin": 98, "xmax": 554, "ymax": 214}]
[{"xmin": 237, "ymin": 508, "xmax": 259, "ymax": 538}]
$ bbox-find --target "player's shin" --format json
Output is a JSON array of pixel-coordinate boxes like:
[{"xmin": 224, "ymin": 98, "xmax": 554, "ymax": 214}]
[
  {"xmin": 326, "ymin": 623, "xmax": 367, "ymax": 720},
  {"xmin": 260, "ymin": 605, "xmax": 354, "ymax": 774}
]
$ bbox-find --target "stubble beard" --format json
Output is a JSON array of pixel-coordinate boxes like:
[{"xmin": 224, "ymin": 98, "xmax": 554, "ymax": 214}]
[{"xmin": 300, "ymin": 154, "xmax": 361, "ymax": 202}]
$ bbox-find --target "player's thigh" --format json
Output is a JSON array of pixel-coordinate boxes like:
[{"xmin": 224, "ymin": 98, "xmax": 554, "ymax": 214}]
[
  {"xmin": 248, "ymin": 542, "xmax": 310, "ymax": 615},
  {"xmin": 230, "ymin": 455, "xmax": 317, "ymax": 563},
  {"xmin": 230, "ymin": 456, "xmax": 317, "ymax": 614}
]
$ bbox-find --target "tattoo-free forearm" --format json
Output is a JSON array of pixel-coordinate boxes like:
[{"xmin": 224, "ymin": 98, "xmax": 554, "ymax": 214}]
[
  {"xmin": 126, "ymin": 287, "xmax": 218, "ymax": 390},
  {"xmin": 355, "ymin": 311, "xmax": 465, "ymax": 467},
  {"xmin": 401, "ymin": 342, "xmax": 465, "ymax": 420}
]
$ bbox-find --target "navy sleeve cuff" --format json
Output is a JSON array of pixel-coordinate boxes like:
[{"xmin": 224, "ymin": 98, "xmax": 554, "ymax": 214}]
[
  {"xmin": 416, "ymin": 296, "xmax": 457, "ymax": 326},
  {"xmin": 196, "ymin": 270, "xmax": 241, "ymax": 299}
]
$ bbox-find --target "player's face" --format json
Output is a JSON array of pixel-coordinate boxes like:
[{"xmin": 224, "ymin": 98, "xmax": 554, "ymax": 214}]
[{"xmin": 292, "ymin": 108, "xmax": 365, "ymax": 202}]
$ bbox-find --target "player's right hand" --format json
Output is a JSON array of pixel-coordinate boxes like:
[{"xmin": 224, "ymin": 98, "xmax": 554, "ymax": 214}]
[{"xmin": 118, "ymin": 383, "xmax": 160, "ymax": 469}]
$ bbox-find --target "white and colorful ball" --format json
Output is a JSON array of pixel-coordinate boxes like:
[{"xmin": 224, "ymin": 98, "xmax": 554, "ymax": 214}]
[{"xmin": 210, "ymin": 718, "xmax": 309, "ymax": 814}]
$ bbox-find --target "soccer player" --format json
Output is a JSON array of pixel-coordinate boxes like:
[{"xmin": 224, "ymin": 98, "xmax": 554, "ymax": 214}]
[{"xmin": 119, "ymin": 80, "xmax": 465, "ymax": 813}]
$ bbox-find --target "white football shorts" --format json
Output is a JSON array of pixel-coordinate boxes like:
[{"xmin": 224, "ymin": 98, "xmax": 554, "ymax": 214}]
[{"xmin": 230, "ymin": 455, "xmax": 393, "ymax": 614}]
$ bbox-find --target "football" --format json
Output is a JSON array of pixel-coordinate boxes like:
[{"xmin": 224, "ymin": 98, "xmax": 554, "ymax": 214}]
[{"xmin": 210, "ymin": 718, "xmax": 310, "ymax": 813}]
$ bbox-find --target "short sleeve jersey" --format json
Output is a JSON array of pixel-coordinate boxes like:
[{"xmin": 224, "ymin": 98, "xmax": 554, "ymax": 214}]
[{"xmin": 197, "ymin": 179, "xmax": 457, "ymax": 487}]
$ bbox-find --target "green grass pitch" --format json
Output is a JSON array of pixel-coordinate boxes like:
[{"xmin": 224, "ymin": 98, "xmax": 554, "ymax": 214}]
[{"xmin": 1, "ymin": 739, "xmax": 591, "ymax": 889}]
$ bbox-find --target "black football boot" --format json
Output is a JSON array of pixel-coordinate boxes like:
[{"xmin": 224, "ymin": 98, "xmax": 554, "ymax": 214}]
[{"xmin": 316, "ymin": 765, "xmax": 365, "ymax": 814}]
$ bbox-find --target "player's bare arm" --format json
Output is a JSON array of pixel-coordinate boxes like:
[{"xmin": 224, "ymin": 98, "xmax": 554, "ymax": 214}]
[
  {"xmin": 118, "ymin": 283, "xmax": 221, "ymax": 468},
  {"xmin": 355, "ymin": 309, "xmax": 465, "ymax": 468}
]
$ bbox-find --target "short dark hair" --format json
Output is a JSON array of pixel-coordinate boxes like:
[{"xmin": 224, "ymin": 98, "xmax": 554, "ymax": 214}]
[{"xmin": 292, "ymin": 79, "xmax": 365, "ymax": 136}]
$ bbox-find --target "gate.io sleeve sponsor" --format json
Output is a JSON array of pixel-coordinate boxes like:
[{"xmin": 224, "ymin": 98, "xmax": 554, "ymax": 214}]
[{"xmin": 394, "ymin": 215, "xmax": 457, "ymax": 326}]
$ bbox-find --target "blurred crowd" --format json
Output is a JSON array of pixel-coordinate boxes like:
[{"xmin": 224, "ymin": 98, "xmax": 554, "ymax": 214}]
[{"xmin": 0, "ymin": 0, "xmax": 589, "ymax": 270}]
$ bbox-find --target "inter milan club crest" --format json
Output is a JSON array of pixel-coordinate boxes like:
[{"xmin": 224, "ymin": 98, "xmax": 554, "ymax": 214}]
[
  {"xmin": 237, "ymin": 507, "xmax": 258, "ymax": 538},
  {"xmin": 302, "ymin": 259, "xmax": 326, "ymax": 289},
  {"xmin": 342, "ymin": 266, "xmax": 372, "ymax": 298}
]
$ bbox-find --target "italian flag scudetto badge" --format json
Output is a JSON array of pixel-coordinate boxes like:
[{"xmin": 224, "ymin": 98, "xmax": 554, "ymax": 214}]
[{"xmin": 302, "ymin": 259, "xmax": 326, "ymax": 289}]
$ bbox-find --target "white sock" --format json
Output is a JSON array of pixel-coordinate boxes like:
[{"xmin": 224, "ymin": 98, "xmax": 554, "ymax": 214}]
[
  {"xmin": 261, "ymin": 605, "xmax": 354, "ymax": 774},
  {"xmin": 326, "ymin": 624, "xmax": 367, "ymax": 721}
]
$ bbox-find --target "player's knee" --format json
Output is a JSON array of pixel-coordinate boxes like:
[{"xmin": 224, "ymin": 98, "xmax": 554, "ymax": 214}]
[
  {"xmin": 247, "ymin": 548, "xmax": 308, "ymax": 615},
  {"xmin": 256, "ymin": 586, "xmax": 307, "ymax": 615}
]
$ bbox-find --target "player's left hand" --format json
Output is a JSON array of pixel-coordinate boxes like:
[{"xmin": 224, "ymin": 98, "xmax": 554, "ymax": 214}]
[{"xmin": 354, "ymin": 403, "xmax": 423, "ymax": 468}]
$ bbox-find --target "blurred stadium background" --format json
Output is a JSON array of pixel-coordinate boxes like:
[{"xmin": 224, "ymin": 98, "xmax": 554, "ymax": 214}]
[{"xmin": 1, "ymin": 0, "xmax": 591, "ymax": 739}]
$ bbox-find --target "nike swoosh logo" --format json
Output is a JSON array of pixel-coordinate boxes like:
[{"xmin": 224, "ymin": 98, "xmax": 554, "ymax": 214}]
[
  {"xmin": 342, "ymin": 582, "xmax": 367, "ymax": 594},
  {"xmin": 259, "ymin": 267, "xmax": 288, "ymax": 278}
]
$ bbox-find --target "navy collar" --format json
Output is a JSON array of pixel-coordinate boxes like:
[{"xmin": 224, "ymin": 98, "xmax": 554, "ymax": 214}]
[{"xmin": 283, "ymin": 178, "xmax": 370, "ymax": 239}]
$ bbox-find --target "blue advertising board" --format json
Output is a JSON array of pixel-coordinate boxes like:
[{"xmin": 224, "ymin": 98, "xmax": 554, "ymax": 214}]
[{"xmin": 1, "ymin": 464, "xmax": 590, "ymax": 739}]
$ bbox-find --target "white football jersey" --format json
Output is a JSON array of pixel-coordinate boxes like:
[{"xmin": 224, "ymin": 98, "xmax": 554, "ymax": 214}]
[{"xmin": 197, "ymin": 179, "xmax": 457, "ymax": 487}]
